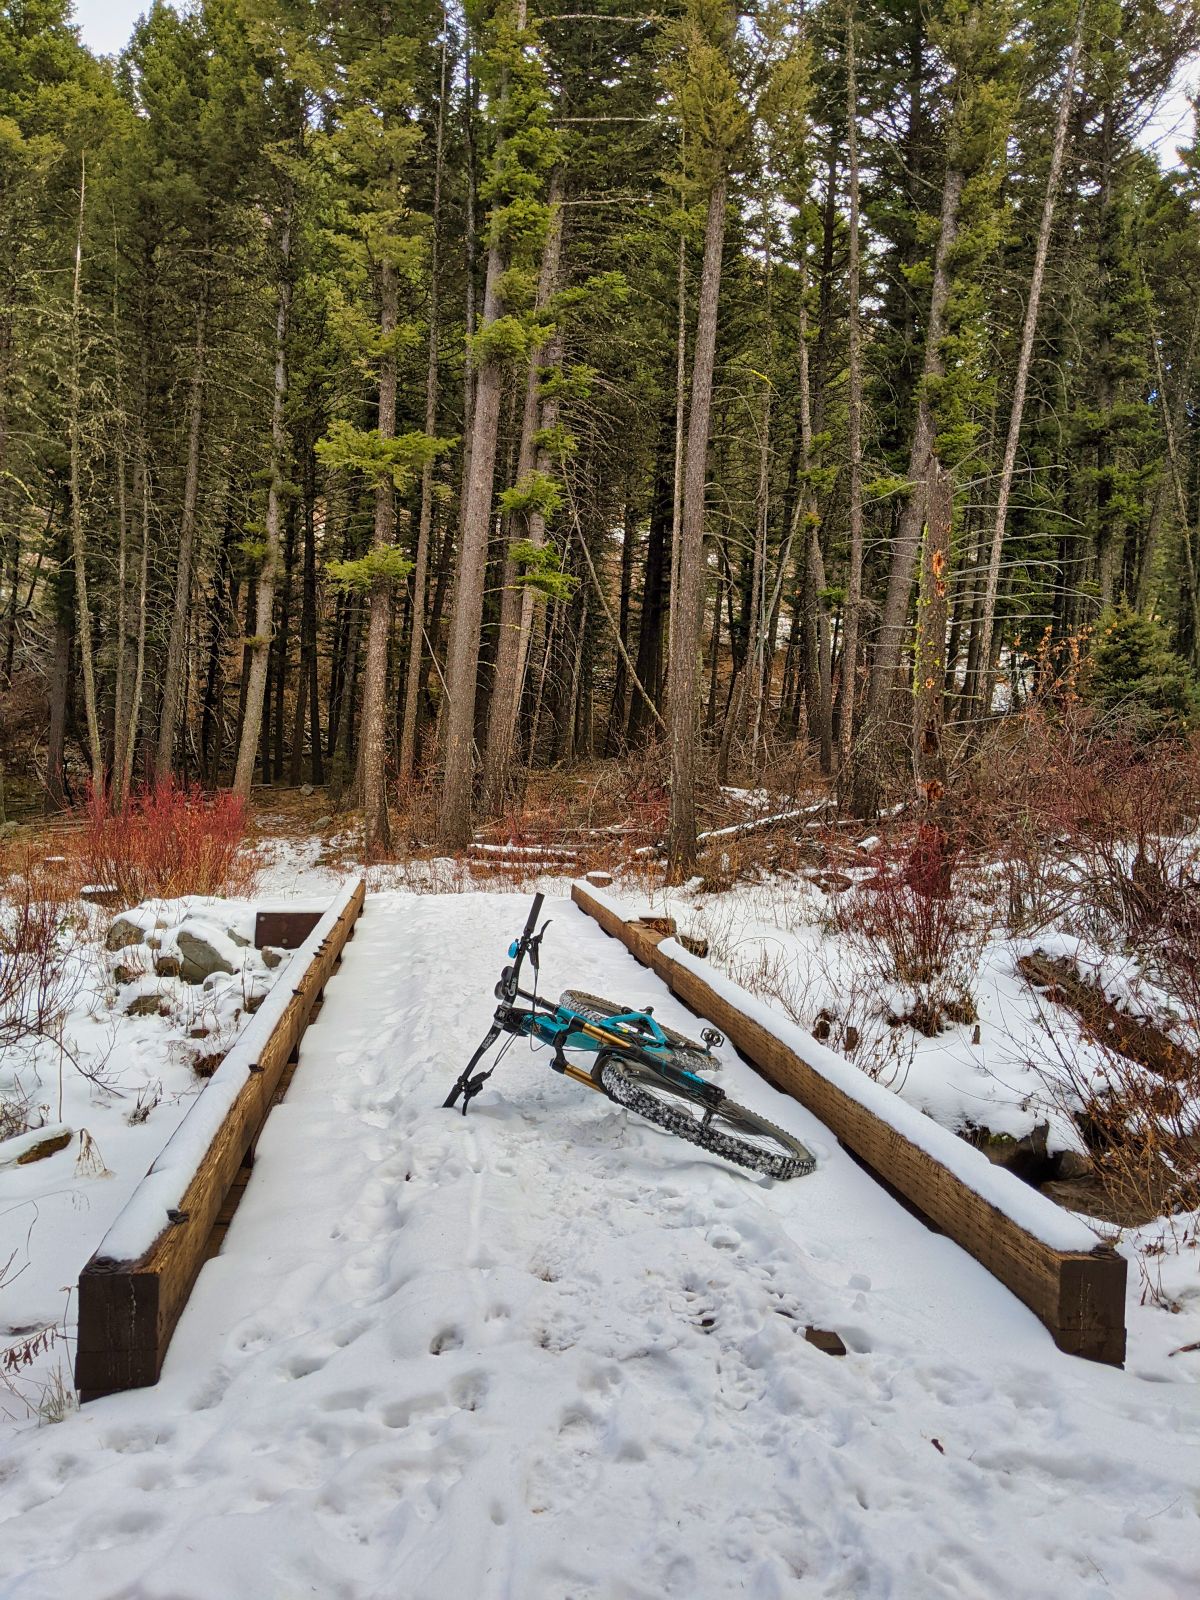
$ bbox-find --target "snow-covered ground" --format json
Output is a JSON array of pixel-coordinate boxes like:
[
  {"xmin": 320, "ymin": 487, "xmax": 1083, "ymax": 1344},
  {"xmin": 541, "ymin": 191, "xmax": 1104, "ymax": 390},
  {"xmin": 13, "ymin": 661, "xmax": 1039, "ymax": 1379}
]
[
  {"xmin": 1, "ymin": 891, "xmax": 1198, "ymax": 1598},
  {"xmin": 607, "ymin": 867, "xmax": 1184, "ymax": 1162},
  {"xmin": 0, "ymin": 897, "xmax": 293, "ymax": 1423}
]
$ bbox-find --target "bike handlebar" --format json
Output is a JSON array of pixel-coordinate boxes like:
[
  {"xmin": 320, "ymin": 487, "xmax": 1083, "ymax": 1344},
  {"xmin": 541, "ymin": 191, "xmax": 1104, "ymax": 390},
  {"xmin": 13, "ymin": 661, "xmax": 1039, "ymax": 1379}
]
[{"xmin": 501, "ymin": 893, "xmax": 546, "ymax": 1000}]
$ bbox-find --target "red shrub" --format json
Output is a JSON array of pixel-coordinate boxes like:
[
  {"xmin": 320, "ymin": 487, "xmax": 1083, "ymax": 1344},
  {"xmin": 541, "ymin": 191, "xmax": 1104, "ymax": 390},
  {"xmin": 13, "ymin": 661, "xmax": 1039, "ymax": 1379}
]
[
  {"xmin": 835, "ymin": 825, "xmax": 982, "ymax": 1034},
  {"xmin": 0, "ymin": 863, "xmax": 80, "ymax": 1058},
  {"xmin": 79, "ymin": 780, "xmax": 258, "ymax": 904}
]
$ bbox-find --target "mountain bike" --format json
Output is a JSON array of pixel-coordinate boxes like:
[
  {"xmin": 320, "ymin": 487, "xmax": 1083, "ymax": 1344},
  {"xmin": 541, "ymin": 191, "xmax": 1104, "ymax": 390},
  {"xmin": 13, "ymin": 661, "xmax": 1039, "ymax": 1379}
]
[{"xmin": 443, "ymin": 893, "xmax": 815, "ymax": 1181}]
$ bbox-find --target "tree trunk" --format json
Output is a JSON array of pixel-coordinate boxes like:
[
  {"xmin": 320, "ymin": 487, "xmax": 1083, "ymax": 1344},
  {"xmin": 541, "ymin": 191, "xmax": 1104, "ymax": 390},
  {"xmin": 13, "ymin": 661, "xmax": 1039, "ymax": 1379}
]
[
  {"xmin": 839, "ymin": 5, "xmax": 865, "ymax": 784},
  {"xmin": 972, "ymin": 4, "xmax": 1083, "ymax": 713},
  {"xmin": 291, "ymin": 443, "xmax": 323, "ymax": 784},
  {"xmin": 914, "ymin": 459, "xmax": 952, "ymax": 802},
  {"xmin": 273, "ymin": 504, "xmax": 297, "ymax": 782},
  {"xmin": 359, "ymin": 259, "xmax": 399, "ymax": 857},
  {"xmin": 234, "ymin": 199, "xmax": 293, "ymax": 797},
  {"xmin": 68, "ymin": 155, "xmax": 103, "ymax": 784},
  {"xmin": 667, "ymin": 172, "xmax": 727, "ymax": 879},
  {"xmin": 115, "ymin": 365, "xmax": 151, "ymax": 812},
  {"xmin": 156, "ymin": 292, "xmax": 208, "ymax": 782},
  {"xmin": 45, "ymin": 517, "xmax": 73, "ymax": 811},
  {"xmin": 438, "ymin": 231, "xmax": 508, "ymax": 845},
  {"xmin": 482, "ymin": 174, "xmax": 565, "ymax": 811},
  {"xmin": 628, "ymin": 413, "xmax": 673, "ymax": 741},
  {"xmin": 399, "ymin": 28, "xmax": 448, "ymax": 787},
  {"xmin": 867, "ymin": 165, "xmax": 964, "ymax": 717},
  {"xmin": 608, "ymin": 497, "xmax": 636, "ymax": 750}
]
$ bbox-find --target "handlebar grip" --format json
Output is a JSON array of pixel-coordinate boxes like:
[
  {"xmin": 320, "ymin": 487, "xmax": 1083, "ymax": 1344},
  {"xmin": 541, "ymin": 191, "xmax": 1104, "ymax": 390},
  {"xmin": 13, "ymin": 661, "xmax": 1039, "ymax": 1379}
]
[{"xmin": 522, "ymin": 892, "xmax": 545, "ymax": 939}]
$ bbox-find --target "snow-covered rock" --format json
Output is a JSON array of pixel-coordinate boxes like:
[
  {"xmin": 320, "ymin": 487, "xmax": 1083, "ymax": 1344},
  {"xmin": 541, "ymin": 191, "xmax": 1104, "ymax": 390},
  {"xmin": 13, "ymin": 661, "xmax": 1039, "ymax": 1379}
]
[{"xmin": 175, "ymin": 920, "xmax": 241, "ymax": 982}]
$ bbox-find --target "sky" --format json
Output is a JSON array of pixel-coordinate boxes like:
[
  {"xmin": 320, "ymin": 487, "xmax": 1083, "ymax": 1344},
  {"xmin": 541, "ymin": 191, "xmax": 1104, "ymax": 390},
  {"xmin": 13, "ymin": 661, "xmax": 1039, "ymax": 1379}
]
[
  {"xmin": 73, "ymin": 0, "xmax": 145, "ymax": 58},
  {"xmin": 71, "ymin": 1, "xmax": 1195, "ymax": 169}
]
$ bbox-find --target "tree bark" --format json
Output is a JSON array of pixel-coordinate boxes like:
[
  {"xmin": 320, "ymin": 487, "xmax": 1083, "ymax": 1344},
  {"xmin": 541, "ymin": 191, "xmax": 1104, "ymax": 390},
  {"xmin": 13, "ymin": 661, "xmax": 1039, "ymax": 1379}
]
[
  {"xmin": 667, "ymin": 171, "xmax": 727, "ymax": 879},
  {"xmin": 482, "ymin": 174, "xmax": 565, "ymax": 811},
  {"xmin": 866, "ymin": 164, "xmax": 964, "ymax": 717},
  {"xmin": 359, "ymin": 259, "xmax": 399, "ymax": 857},
  {"xmin": 234, "ymin": 198, "xmax": 293, "ymax": 797},
  {"xmin": 399, "ymin": 27, "xmax": 448, "ymax": 787},
  {"xmin": 839, "ymin": 6, "xmax": 865, "ymax": 783},
  {"xmin": 438, "ymin": 229, "xmax": 508, "ymax": 844},
  {"xmin": 914, "ymin": 459, "xmax": 952, "ymax": 802},
  {"xmin": 68, "ymin": 155, "xmax": 103, "ymax": 784},
  {"xmin": 156, "ymin": 291, "xmax": 208, "ymax": 782},
  {"xmin": 971, "ymin": 4, "xmax": 1083, "ymax": 714}
]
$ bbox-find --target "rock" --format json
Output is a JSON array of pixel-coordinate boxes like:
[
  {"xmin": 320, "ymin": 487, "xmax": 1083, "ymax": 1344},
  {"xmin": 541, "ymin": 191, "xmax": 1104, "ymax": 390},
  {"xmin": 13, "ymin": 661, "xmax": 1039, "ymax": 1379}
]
[
  {"xmin": 106, "ymin": 914, "xmax": 148, "ymax": 952},
  {"xmin": 261, "ymin": 946, "xmax": 284, "ymax": 970},
  {"xmin": 967, "ymin": 1121, "xmax": 1054, "ymax": 1184},
  {"xmin": 1055, "ymin": 1149, "xmax": 1094, "ymax": 1181},
  {"xmin": 153, "ymin": 954, "xmax": 182, "ymax": 979},
  {"xmin": 300, "ymin": 783, "xmax": 316, "ymax": 796},
  {"xmin": 176, "ymin": 923, "xmax": 238, "ymax": 983},
  {"xmin": 126, "ymin": 993, "xmax": 168, "ymax": 1018},
  {"xmin": 0, "ymin": 1125, "xmax": 73, "ymax": 1169},
  {"xmin": 112, "ymin": 964, "xmax": 137, "ymax": 986},
  {"xmin": 225, "ymin": 928, "xmax": 250, "ymax": 949}
]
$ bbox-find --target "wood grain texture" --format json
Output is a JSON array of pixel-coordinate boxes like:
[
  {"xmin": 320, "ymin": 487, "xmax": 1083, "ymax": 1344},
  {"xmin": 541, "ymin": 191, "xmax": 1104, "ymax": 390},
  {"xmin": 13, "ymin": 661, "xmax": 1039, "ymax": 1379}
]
[
  {"xmin": 253, "ymin": 907, "xmax": 324, "ymax": 951},
  {"xmin": 76, "ymin": 879, "xmax": 366, "ymax": 1400},
  {"xmin": 571, "ymin": 882, "xmax": 1126, "ymax": 1366}
]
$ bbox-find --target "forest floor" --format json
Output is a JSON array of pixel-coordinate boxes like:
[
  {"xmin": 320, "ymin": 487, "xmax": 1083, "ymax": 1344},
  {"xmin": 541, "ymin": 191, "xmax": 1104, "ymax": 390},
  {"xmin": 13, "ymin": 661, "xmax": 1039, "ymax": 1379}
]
[
  {"xmin": 1, "ymin": 787, "xmax": 1199, "ymax": 1595},
  {"xmin": 0, "ymin": 889, "xmax": 1198, "ymax": 1599}
]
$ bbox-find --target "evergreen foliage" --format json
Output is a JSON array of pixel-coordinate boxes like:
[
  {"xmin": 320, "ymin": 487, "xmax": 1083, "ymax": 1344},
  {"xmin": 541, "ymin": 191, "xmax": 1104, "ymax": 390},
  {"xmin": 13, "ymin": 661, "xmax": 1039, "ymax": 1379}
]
[
  {"xmin": 1083, "ymin": 606, "xmax": 1200, "ymax": 737},
  {"xmin": 2, "ymin": 0, "xmax": 1199, "ymax": 833}
]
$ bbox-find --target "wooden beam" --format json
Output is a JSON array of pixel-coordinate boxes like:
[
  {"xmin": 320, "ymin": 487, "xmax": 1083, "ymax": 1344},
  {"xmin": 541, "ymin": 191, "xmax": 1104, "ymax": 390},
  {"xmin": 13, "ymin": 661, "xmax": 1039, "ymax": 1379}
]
[
  {"xmin": 76, "ymin": 878, "xmax": 366, "ymax": 1400},
  {"xmin": 253, "ymin": 907, "xmax": 323, "ymax": 950},
  {"xmin": 571, "ymin": 882, "xmax": 1126, "ymax": 1365}
]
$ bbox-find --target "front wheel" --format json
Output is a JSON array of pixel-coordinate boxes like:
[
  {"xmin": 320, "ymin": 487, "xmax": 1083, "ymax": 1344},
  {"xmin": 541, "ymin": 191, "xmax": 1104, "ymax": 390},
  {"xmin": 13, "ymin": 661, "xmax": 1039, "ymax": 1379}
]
[
  {"xmin": 598, "ymin": 1058, "xmax": 815, "ymax": 1182},
  {"xmin": 558, "ymin": 989, "xmax": 719, "ymax": 1074}
]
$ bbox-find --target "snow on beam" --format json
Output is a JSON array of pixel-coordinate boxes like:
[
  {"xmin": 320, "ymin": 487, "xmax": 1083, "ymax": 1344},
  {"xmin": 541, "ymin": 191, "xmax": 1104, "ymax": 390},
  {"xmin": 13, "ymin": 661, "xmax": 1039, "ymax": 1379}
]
[
  {"xmin": 75, "ymin": 877, "xmax": 367, "ymax": 1402},
  {"xmin": 571, "ymin": 881, "xmax": 1127, "ymax": 1366}
]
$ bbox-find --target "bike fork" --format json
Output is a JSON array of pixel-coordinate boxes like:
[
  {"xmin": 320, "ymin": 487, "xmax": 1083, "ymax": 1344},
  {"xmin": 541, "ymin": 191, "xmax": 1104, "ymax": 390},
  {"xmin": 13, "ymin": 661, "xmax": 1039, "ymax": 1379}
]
[{"xmin": 443, "ymin": 1023, "xmax": 502, "ymax": 1114}]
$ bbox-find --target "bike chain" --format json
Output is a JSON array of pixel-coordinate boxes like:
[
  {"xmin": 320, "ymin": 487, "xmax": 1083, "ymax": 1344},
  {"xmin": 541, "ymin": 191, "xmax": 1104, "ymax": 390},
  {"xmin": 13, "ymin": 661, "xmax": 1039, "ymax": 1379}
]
[{"xmin": 599, "ymin": 1061, "xmax": 813, "ymax": 1181}]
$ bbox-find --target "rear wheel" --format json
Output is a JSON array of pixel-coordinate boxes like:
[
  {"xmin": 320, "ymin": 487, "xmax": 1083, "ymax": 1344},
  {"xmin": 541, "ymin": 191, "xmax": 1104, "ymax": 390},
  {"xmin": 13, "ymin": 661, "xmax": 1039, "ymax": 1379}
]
[
  {"xmin": 598, "ymin": 1057, "xmax": 815, "ymax": 1182},
  {"xmin": 558, "ymin": 988, "xmax": 718, "ymax": 1074}
]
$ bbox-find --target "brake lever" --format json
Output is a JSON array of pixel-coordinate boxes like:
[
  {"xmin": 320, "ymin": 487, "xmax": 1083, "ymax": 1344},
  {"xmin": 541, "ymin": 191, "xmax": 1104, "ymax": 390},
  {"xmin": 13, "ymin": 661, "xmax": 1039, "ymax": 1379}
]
[{"xmin": 528, "ymin": 919, "xmax": 552, "ymax": 972}]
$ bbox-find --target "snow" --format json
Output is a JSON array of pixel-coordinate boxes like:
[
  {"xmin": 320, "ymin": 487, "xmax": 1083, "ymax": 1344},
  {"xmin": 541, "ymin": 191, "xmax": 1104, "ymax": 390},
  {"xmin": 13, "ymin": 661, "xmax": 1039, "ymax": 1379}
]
[
  {"xmin": 585, "ymin": 874, "xmax": 1112, "ymax": 1164},
  {"xmin": 575, "ymin": 879, "xmax": 1096, "ymax": 1251},
  {"xmin": 0, "ymin": 893, "xmax": 300, "ymax": 1422},
  {"xmin": 97, "ymin": 878, "xmax": 361, "ymax": 1265},
  {"xmin": 1, "ymin": 890, "xmax": 1198, "ymax": 1598},
  {"xmin": 658, "ymin": 938, "xmax": 1099, "ymax": 1254}
]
